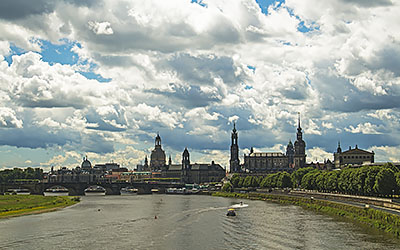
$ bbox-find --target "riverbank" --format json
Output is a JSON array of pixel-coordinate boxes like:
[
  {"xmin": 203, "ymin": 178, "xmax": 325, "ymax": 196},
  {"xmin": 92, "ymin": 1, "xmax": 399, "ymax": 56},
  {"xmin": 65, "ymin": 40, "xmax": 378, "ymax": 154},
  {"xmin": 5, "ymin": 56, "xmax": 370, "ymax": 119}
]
[
  {"xmin": 213, "ymin": 191, "xmax": 400, "ymax": 238},
  {"xmin": 0, "ymin": 195, "xmax": 80, "ymax": 219}
]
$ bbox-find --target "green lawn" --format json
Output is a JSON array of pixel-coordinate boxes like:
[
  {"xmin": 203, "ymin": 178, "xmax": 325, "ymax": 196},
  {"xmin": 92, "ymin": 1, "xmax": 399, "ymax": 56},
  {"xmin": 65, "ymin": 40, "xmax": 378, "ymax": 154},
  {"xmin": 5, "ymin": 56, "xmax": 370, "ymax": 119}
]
[{"xmin": 0, "ymin": 195, "xmax": 80, "ymax": 218}]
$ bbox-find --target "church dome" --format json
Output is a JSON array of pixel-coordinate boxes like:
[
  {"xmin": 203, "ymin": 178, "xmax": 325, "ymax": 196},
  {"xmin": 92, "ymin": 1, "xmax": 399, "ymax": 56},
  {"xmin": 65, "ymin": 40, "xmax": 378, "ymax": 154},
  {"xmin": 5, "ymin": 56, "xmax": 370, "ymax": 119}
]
[
  {"xmin": 150, "ymin": 133, "xmax": 166, "ymax": 170},
  {"xmin": 81, "ymin": 156, "xmax": 92, "ymax": 170}
]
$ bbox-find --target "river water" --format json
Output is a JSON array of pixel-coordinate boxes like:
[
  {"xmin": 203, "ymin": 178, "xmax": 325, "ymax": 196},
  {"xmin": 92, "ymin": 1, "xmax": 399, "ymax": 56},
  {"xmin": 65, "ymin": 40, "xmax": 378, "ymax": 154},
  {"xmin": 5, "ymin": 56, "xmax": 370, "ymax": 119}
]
[{"xmin": 0, "ymin": 194, "xmax": 399, "ymax": 250}]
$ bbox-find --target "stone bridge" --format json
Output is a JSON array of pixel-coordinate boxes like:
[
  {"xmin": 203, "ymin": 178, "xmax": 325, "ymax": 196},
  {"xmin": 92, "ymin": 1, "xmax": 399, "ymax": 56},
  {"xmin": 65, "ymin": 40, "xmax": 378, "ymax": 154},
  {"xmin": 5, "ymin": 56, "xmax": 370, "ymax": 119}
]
[{"xmin": 0, "ymin": 181, "xmax": 185, "ymax": 195}]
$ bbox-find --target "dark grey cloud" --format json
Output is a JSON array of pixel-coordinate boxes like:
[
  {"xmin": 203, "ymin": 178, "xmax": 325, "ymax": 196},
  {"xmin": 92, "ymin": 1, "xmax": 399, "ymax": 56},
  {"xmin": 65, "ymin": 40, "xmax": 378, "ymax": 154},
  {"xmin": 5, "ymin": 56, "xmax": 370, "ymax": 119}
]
[
  {"xmin": 0, "ymin": 0, "xmax": 99, "ymax": 20},
  {"xmin": 0, "ymin": 0, "xmax": 55, "ymax": 20},
  {"xmin": 340, "ymin": 0, "xmax": 392, "ymax": 7},
  {"xmin": 159, "ymin": 53, "xmax": 247, "ymax": 86},
  {"xmin": 85, "ymin": 106, "xmax": 128, "ymax": 132},
  {"xmin": 0, "ymin": 126, "xmax": 75, "ymax": 149},
  {"xmin": 79, "ymin": 133, "xmax": 114, "ymax": 154},
  {"xmin": 147, "ymin": 83, "xmax": 221, "ymax": 108},
  {"xmin": 313, "ymin": 70, "xmax": 400, "ymax": 112}
]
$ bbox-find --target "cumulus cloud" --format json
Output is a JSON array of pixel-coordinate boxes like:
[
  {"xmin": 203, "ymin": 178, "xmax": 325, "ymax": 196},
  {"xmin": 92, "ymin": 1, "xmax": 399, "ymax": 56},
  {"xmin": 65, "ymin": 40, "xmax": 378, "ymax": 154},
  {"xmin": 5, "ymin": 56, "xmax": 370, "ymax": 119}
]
[
  {"xmin": 345, "ymin": 122, "xmax": 384, "ymax": 134},
  {"xmin": 88, "ymin": 21, "xmax": 113, "ymax": 35},
  {"xmin": 1, "ymin": 0, "xmax": 400, "ymax": 168},
  {"xmin": 0, "ymin": 107, "xmax": 23, "ymax": 128}
]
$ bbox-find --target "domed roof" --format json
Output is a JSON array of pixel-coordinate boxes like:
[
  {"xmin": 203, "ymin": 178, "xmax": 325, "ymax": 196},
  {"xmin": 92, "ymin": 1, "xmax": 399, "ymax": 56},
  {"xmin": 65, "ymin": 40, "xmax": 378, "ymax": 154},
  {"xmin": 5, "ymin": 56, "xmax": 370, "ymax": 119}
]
[{"xmin": 81, "ymin": 156, "xmax": 92, "ymax": 169}]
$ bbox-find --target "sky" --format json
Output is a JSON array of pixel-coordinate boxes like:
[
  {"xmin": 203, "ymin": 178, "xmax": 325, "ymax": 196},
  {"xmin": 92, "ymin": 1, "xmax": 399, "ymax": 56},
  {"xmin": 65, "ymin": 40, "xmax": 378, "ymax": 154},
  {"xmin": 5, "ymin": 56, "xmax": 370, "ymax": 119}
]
[{"xmin": 0, "ymin": 0, "xmax": 399, "ymax": 171}]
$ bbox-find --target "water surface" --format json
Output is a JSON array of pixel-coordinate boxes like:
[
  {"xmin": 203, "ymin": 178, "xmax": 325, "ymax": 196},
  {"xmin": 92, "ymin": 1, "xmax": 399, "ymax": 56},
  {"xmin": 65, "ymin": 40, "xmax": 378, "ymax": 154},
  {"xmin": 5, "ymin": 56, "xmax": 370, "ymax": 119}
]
[{"xmin": 0, "ymin": 195, "xmax": 398, "ymax": 249}]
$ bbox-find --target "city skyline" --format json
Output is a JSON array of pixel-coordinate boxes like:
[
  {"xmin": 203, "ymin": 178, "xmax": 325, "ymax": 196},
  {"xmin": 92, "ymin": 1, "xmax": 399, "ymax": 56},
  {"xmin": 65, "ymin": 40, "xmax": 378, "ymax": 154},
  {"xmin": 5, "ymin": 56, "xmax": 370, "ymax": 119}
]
[{"xmin": 0, "ymin": 0, "xmax": 400, "ymax": 170}]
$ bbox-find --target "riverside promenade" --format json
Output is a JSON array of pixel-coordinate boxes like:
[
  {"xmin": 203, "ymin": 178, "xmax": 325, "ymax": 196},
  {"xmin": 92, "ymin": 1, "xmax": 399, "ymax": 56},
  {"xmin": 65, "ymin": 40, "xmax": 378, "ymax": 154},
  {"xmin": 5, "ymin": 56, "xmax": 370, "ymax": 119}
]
[{"xmin": 255, "ymin": 189, "xmax": 400, "ymax": 216}]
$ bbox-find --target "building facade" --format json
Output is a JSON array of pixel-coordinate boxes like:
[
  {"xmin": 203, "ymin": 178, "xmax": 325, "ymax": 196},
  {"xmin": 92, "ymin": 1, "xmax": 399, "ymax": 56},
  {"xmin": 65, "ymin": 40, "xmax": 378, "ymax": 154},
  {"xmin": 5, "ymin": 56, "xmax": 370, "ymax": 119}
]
[
  {"xmin": 294, "ymin": 114, "xmax": 306, "ymax": 168},
  {"xmin": 150, "ymin": 133, "xmax": 166, "ymax": 171},
  {"xmin": 333, "ymin": 143, "xmax": 374, "ymax": 168},
  {"xmin": 145, "ymin": 134, "xmax": 226, "ymax": 183},
  {"xmin": 239, "ymin": 113, "xmax": 307, "ymax": 173},
  {"xmin": 229, "ymin": 122, "xmax": 240, "ymax": 173}
]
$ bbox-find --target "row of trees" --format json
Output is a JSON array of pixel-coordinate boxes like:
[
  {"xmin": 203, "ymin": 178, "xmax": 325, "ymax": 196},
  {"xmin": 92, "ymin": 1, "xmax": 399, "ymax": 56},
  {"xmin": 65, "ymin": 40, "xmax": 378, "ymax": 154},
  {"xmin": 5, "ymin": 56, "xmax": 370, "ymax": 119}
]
[
  {"xmin": 0, "ymin": 168, "xmax": 43, "ymax": 183},
  {"xmin": 230, "ymin": 171, "xmax": 293, "ymax": 190},
  {"xmin": 225, "ymin": 163, "xmax": 400, "ymax": 197},
  {"xmin": 300, "ymin": 163, "xmax": 400, "ymax": 196}
]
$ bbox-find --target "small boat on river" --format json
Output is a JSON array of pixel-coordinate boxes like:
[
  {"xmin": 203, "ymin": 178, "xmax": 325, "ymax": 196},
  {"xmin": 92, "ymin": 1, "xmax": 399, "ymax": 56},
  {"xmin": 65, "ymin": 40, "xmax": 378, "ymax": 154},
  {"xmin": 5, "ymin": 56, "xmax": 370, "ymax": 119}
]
[
  {"xmin": 85, "ymin": 186, "xmax": 106, "ymax": 195},
  {"xmin": 121, "ymin": 187, "xmax": 138, "ymax": 195},
  {"xmin": 226, "ymin": 208, "xmax": 236, "ymax": 216}
]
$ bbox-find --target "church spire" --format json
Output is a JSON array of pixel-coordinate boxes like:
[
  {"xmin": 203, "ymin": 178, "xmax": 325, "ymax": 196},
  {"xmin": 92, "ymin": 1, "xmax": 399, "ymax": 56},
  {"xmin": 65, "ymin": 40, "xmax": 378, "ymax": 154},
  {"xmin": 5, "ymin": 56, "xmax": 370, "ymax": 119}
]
[
  {"xmin": 230, "ymin": 122, "xmax": 240, "ymax": 173},
  {"xmin": 298, "ymin": 112, "xmax": 300, "ymax": 128},
  {"xmin": 337, "ymin": 141, "xmax": 342, "ymax": 153},
  {"xmin": 297, "ymin": 112, "xmax": 302, "ymax": 132},
  {"xmin": 155, "ymin": 132, "xmax": 161, "ymax": 147}
]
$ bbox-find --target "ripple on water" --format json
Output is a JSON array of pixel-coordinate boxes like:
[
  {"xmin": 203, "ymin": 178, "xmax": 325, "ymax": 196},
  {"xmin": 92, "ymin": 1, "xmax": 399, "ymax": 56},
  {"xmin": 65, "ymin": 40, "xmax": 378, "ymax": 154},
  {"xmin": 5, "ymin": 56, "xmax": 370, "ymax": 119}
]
[{"xmin": 1, "ymin": 195, "xmax": 400, "ymax": 250}]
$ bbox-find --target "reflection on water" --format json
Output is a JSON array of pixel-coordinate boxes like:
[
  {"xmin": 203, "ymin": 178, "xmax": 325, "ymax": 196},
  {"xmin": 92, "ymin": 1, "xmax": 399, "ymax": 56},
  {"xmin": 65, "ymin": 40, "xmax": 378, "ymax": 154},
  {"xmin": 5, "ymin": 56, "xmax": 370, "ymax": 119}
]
[{"xmin": 0, "ymin": 195, "xmax": 399, "ymax": 250}]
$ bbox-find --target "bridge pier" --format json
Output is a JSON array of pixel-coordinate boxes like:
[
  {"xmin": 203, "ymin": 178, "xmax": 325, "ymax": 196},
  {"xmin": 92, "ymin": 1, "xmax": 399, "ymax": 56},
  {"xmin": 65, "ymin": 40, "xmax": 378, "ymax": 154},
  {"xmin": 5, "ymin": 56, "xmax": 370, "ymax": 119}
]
[
  {"xmin": 68, "ymin": 187, "xmax": 85, "ymax": 196},
  {"xmin": 137, "ymin": 186, "xmax": 152, "ymax": 194},
  {"xmin": 105, "ymin": 185, "xmax": 121, "ymax": 195}
]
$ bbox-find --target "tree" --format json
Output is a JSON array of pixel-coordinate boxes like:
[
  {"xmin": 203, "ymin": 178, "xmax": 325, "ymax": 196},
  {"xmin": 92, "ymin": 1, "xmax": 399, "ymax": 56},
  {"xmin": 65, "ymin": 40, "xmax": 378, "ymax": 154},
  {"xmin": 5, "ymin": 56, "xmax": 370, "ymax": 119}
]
[
  {"xmin": 364, "ymin": 166, "xmax": 381, "ymax": 195},
  {"xmin": 291, "ymin": 167, "xmax": 315, "ymax": 188},
  {"xmin": 222, "ymin": 182, "xmax": 233, "ymax": 192},
  {"xmin": 277, "ymin": 172, "xmax": 292, "ymax": 188},
  {"xmin": 231, "ymin": 174, "xmax": 240, "ymax": 188},
  {"xmin": 373, "ymin": 168, "xmax": 397, "ymax": 196},
  {"xmin": 325, "ymin": 171, "xmax": 338, "ymax": 192},
  {"xmin": 243, "ymin": 176, "xmax": 252, "ymax": 187}
]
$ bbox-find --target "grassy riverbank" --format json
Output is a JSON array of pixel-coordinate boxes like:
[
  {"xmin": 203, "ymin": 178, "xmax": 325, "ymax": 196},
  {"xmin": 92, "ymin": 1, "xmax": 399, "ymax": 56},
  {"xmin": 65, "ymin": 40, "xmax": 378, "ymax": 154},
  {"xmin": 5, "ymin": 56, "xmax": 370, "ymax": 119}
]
[
  {"xmin": 0, "ymin": 195, "xmax": 80, "ymax": 219},
  {"xmin": 213, "ymin": 192, "xmax": 400, "ymax": 238}
]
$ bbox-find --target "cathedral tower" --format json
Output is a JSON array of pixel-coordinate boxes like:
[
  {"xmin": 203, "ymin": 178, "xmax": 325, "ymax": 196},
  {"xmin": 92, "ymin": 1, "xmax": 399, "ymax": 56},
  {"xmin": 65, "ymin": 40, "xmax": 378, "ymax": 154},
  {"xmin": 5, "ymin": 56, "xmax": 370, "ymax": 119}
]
[
  {"xmin": 286, "ymin": 140, "xmax": 294, "ymax": 167},
  {"xmin": 181, "ymin": 148, "xmax": 190, "ymax": 183},
  {"xmin": 150, "ymin": 133, "xmax": 166, "ymax": 171},
  {"xmin": 229, "ymin": 122, "xmax": 240, "ymax": 173},
  {"xmin": 294, "ymin": 113, "xmax": 306, "ymax": 168}
]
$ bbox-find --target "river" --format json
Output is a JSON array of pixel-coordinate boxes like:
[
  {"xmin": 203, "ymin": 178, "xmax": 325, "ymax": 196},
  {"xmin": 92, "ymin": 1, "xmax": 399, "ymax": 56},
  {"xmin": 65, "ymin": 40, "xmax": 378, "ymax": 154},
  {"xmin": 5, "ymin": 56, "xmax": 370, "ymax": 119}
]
[{"xmin": 0, "ymin": 194, "xmax": 399, "ymax": 249}]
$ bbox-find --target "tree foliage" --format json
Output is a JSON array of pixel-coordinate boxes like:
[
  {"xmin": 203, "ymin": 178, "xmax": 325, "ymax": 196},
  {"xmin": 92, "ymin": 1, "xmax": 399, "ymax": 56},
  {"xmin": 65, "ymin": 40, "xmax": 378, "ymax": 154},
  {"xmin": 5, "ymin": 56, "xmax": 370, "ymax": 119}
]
[
  {"xmin": 224, "ymin": 164, "xmax": 400, "ymax": 197},
  {"xmin": 0, "ymin": 168, "xmax": 43, "ymax": 183}
]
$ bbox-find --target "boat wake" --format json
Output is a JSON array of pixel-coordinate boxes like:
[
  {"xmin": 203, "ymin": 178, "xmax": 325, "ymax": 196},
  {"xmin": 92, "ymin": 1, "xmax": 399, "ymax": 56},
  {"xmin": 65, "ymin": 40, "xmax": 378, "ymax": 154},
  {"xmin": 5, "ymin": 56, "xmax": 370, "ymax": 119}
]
[{"xmin": 230, "ymin": 203, "xmax": 249, "ymax": 209}]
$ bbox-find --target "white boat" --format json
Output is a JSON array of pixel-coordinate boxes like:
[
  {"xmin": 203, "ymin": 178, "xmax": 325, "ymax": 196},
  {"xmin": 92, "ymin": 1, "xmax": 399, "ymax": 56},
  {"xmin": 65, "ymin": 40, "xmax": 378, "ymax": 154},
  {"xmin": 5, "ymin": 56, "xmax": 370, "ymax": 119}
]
[
  {"xmin": 121, "ymin": 187, "xmax": 138, "ymax": 195},
  {"xmin": 85, "ymin": 186, "xmax": 106, "ymax": 195},
  {"xmin": 230, "ymin": 202, "xmax": 249, "ymax": 209},
  {"xmin": 7, "ymin": 189, "xmax": 30, "ymax": 195}
]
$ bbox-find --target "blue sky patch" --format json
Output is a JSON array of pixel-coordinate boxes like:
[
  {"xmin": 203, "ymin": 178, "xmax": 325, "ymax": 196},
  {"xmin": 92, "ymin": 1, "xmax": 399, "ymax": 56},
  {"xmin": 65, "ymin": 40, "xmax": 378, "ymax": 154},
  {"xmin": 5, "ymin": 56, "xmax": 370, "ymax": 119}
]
[
  {"xmin": 255, "ymin": 0, "xmax": 285, "ymax": 15},
  {"xmin": 247, "ymin": 65, "xmax": 256, "ymax": 73},
  {"xmin": 191, "ymin": 0, "xmax": 207, "ymax": 7},
  {"xmin": 5, "ymin": 39, "xmax": 111, "ymax": 82},
  {"xmin": 4, "ymin": 43, "xmax": 26, "ymax": 66},
  {"xmin": 39, "ymin": 39, "xmax": 80, "ymax": 66}
]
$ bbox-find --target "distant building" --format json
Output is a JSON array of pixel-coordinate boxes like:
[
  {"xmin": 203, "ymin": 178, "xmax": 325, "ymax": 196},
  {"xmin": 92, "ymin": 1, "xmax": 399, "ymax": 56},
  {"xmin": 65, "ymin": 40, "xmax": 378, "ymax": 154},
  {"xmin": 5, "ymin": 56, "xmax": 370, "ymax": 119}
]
[
  {"xmin": 94, "ymin": 162, "xmax": 120, "ymax": 172},
  {"xmin": 143, "ymin": 134, "xmax": 226, "ymax": 183},
  {"xmin": 334, "ymin": 143, "xmax": 374, "ymax": 168},
  {"xmin": 307, "ymin": 159, "xmax": 334, "ymax": 170},
  {"xmin": 229, "ymin": 122, "xmax": 240, "ymax": 173},
  {"xmin": 150, "ymin": 133, "xmax": 166, "ymax": 171},
  {"xmin": 239, "ymin": 113, "xmax": 307, "ymax": 173},
  {"xmin": 244, "ymin": 152, "xmax": 289, "ymax": 173},
  {"xmin": 45, "ymin": 156, "xmax": 121, "ymax": 183}
]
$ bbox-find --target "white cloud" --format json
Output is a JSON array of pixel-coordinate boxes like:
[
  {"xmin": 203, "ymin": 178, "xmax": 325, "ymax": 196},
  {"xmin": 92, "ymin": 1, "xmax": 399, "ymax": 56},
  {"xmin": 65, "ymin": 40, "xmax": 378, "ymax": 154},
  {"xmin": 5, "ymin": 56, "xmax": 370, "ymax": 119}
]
[
  {"xmin": 344, "ymin": 122, "xmax": 383, "ymax": 134},
  {"xmin": 88, "ymin": 21, "xmax": 114, "ymax": 35},
  {"xmin": 0, "ymin": 107, "xmax": 23, "ymax": 128},
  {"xmin": 369, "ymin": 146, "xmax": 400, "ymax": 162},
  {"xmin": 307, "ymin": 147, "xmax": 333, "ymax": 162},
  {"xmin": 1, "ymin": 0, "xmax": 400, "ymax": 167}
]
